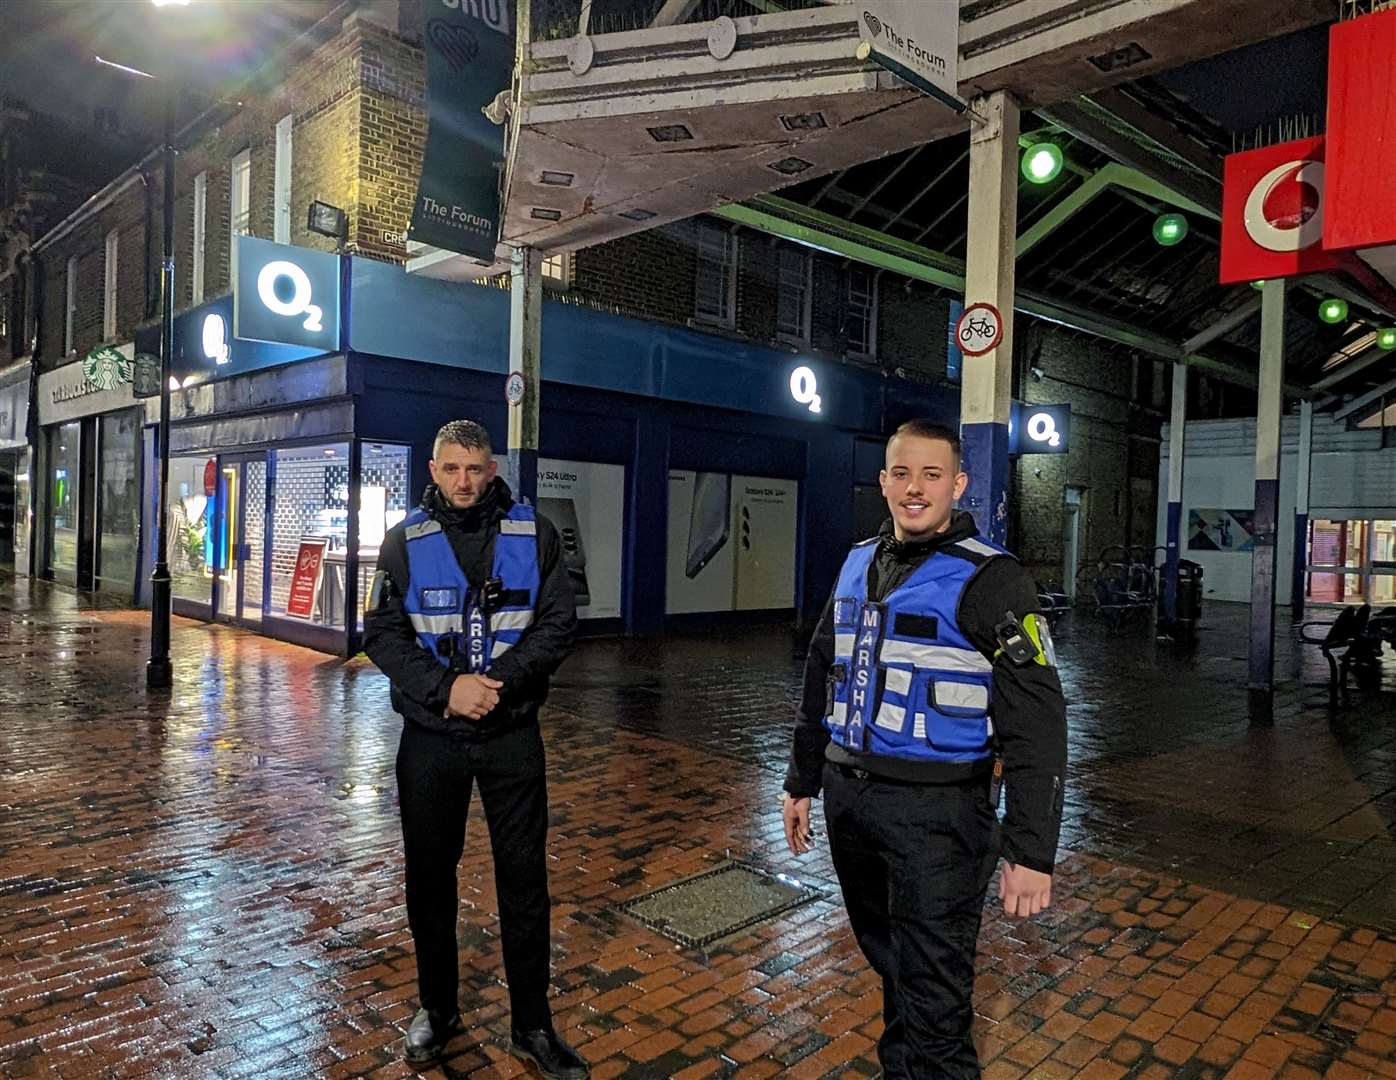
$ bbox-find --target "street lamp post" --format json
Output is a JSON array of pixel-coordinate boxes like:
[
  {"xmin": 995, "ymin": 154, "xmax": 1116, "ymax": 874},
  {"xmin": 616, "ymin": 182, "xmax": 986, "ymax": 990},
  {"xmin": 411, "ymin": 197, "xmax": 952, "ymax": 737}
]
[
  {"xmin": 147, "ymin": 84, "xmax": 176, "ymax": 690},
  {"xmin": 98, "ymin": 7, "xmax": 180, "ymax": 689}
]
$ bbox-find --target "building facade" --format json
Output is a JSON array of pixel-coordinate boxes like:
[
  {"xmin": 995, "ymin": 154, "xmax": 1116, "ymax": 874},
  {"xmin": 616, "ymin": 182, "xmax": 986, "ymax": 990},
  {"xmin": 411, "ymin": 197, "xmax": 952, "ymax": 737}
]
[{"xmin": 0, "ymin": 0, "xmax": 1249, "ymax": 648}]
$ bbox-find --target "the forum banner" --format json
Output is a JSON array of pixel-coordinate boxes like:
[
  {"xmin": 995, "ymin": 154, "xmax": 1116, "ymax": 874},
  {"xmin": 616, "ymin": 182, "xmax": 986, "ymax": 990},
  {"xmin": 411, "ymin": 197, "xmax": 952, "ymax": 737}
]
[{"xmin": 408, "ymin": 0, "xmax": 514, "ymax": 261}]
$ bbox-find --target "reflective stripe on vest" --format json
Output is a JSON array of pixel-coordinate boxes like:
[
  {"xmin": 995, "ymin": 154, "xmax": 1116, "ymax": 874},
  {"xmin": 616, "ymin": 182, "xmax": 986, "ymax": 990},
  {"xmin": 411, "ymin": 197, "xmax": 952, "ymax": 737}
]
[
  {"xmin": 823, "ymin": 534, "xmax": 1009, "ymax": 764},
  {"xmin": 400, "ymin": 503, "xmax": 541, "ymax": 670}
]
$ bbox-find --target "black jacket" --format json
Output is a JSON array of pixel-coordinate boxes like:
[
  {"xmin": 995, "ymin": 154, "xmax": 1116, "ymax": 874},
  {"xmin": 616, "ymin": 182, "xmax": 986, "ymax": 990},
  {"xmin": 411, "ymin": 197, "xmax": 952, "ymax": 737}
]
[
  {"xmin": 363, "ymin": 478, "xmax": 578, "ymax": 739},
  {"xmin": 784, "ymin": 511, "xmax": 1067, "ymax": 874}
]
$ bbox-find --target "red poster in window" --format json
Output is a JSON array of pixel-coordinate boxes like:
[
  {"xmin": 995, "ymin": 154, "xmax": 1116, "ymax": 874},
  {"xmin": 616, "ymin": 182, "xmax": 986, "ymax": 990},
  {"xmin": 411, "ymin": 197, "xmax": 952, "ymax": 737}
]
[
  {"xmin": 203, "ymin": 458, "xmax": 217, "ymax": 497},
  {"xmin": 286, "ymin": 537, "xmax": 329, "ymax": 619}
]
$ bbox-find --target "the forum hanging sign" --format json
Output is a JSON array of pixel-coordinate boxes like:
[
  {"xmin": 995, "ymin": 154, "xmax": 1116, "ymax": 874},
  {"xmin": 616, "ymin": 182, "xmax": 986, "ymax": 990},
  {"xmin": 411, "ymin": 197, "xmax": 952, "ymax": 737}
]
[
  {"xmin": 855, "ymin": 1, "xmax": 962, "ymax": 113},
  {"xmin": 408, "ymin": 0, "xmax": 514, "ymax": 262}
]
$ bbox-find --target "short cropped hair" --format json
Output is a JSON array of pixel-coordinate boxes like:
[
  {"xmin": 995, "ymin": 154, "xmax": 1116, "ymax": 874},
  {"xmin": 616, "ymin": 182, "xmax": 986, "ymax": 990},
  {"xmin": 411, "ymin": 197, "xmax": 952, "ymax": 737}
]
[
  {"xmin": 432, "ymin": 419, "xmax": 492, "ymax": 459},
  {"xmin": 888, "ymin": 419, "xmax": 960, "ymax": 461}
]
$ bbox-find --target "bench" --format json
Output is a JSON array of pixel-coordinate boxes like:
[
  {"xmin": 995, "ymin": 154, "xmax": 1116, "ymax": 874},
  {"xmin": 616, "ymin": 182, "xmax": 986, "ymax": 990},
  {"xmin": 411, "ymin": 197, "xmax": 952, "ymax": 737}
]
[
  {"xmin": 1091, "ymin": 564, "xmax": 1153, "ymax": 629},
  {"xmin": 1299, "ymin": 604, "xmax": 1380, "ymax": 706}
]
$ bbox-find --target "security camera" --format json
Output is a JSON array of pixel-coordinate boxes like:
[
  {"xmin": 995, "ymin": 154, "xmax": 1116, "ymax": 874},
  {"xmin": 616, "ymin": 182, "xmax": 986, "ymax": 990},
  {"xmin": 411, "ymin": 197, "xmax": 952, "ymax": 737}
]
[{"xmin": 1030, "ymin": 366, "xmax": 1045, "ymax": 382}]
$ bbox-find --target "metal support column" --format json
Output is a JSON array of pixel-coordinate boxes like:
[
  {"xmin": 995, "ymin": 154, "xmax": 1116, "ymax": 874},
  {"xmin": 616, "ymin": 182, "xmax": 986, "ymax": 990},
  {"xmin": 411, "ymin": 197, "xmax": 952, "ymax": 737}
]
[
  {"xmin": 1249, "ymin": 279, "xmax": 1286, "ymax": 723},
  {"xmin": 507, "ymin": 245, "xmax": 541, "ymax": 505},
  {"xmin": 959, "ymin": 91, "xmax": 1019, "ymax": 544},
  {"xmin": 1291, "ymin": 399, "xmax": 1313, "ymax": 622},
  {"xmin": 1161, "ymin": 360, "xmax": 1187, "ymax": 625}
]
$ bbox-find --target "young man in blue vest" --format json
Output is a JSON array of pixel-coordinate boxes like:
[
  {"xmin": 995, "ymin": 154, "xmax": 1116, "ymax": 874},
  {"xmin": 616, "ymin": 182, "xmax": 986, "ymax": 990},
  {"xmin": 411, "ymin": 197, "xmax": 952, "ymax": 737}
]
[
  {"xmin": 782, "ymin": 419, "xmax": 1067, "ymax": 1079},
  {"xmin": 364, "ymin": 420, "xmax": 588, "ymax": 1077}
]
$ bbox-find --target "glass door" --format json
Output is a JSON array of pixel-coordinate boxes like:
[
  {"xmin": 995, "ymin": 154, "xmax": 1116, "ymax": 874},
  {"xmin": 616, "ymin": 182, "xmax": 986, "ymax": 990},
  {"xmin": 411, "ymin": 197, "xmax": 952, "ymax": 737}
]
[{"xmin": 212, "ymin": 454, "xmax": 268, "ymax": 626}]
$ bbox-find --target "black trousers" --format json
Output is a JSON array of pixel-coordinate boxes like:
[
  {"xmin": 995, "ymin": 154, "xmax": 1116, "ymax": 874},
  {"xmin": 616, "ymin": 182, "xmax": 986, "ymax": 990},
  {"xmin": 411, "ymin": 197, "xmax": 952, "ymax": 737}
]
[
  {"xmin": 823, "ymin": 763, "xmax": 1000, "ymax": 1080},
  {"xmin": 396, "ymin": 721, "xmax": 552, "ymax": 1031}
]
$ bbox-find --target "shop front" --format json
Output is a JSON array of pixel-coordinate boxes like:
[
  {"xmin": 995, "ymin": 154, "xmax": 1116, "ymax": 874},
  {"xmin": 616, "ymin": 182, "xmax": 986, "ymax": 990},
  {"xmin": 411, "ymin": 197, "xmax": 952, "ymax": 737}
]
[
  {"xmin": 34, "ymin": 347, "xmax": 144, "ymax": 597},
  {"xmin": 0, "ymin": 361, "xmax": 32, "ymax": 576},
  {"xmin": 141, "ymin": 236, "xmax": 953, "ymax": 654}
]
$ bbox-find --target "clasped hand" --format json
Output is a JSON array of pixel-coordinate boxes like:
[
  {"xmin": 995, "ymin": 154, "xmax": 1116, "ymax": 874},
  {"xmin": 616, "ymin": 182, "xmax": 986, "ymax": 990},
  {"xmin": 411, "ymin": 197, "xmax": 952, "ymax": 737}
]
[{"xmin": 445, "ymin": 674, "xmax": 504, "ymax": 720}]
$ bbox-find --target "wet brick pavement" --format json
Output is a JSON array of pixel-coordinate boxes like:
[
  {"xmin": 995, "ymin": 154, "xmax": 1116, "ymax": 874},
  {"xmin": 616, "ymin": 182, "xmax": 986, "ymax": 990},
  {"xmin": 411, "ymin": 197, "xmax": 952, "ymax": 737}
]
[{"xmin": 3, "ymin": 576, "xmax": 1396, "ymax": 1079}]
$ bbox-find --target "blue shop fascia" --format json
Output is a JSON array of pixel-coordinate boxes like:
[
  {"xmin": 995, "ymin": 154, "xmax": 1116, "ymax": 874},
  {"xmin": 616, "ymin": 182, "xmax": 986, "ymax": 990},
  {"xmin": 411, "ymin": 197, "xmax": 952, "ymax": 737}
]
[{"xmin": 135, "ymin": 236, "xmax": 954, "ymax": 655}]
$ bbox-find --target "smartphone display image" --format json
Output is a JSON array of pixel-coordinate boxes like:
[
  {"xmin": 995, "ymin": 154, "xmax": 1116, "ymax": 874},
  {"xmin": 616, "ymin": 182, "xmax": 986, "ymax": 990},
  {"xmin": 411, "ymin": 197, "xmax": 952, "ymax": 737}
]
[
  {"xmin": 537, "ymin": 497, "xmax": 590, "ymax": 607},
  {"xmin": 685, "ymin": 472, "xmax": 731, "ymax": 579}
]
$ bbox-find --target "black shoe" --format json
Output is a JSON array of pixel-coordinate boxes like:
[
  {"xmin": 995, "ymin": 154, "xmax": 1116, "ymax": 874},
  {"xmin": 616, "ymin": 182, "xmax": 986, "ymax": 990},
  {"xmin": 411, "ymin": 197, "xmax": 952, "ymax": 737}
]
[
  {"xmin": 404, "ymin": 1008, "xmax": 462, "ymax": 1064},
  {"xmin": 510, "ymin": 1027, "xmax": 589, "ymax": 1079}
]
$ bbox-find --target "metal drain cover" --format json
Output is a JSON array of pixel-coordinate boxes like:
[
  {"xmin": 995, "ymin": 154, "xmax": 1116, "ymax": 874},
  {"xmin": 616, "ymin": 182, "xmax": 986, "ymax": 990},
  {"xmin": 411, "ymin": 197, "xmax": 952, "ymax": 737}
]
[{"xmin": 618, "ymin": 861, "xmax": 822, "ymax": 948}]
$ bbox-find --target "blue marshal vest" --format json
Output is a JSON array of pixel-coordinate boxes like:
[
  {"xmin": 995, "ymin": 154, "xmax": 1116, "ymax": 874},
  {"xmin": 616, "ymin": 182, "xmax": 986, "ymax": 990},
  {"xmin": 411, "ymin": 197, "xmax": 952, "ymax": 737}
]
[
  {"xmin": 400, "ymin": 503, "xmax": 541, "ymax": 672},
  {"xmin": 825, "ymin": 533, "xmax": 1010, "ymax": 764}
]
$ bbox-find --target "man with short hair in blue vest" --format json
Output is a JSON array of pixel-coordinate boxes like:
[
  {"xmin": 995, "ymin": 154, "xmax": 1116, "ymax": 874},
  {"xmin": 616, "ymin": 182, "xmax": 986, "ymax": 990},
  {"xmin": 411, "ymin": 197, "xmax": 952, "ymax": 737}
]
[
  {"xmin": 364, "ymin": 420, "xmax": 588, "ymax": 1078},
  {"xmin": 782, "ymin": 419, "xmax": 1067, "ymax": 1079}
]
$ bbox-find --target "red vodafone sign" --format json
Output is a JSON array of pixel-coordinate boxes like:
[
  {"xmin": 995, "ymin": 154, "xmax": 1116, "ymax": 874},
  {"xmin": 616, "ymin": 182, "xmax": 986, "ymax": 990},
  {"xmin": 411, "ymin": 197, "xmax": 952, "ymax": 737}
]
[{"xmin": 1219, "ymin": 136, "xmax": 1343, "ymax": 285}]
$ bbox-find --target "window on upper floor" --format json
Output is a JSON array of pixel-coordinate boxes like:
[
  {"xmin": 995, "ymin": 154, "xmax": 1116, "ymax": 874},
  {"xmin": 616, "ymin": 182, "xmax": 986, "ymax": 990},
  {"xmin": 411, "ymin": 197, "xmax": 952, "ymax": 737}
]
[
  {"xmin": 64, "ymin": 256, "xmax": 77, "ymax": 356},
  {"xmin": 694, "ymin": 222, "xmax": 737, "ymax": 328},
  {"xmin": 845, "ymin": 266, "xmax": 876, "ymax": 357},
  {"xmin": 229, "ymin": 149, "xmax": 251, "ymax": 270},
  {"xmin": 775, "ymin": 247, "xmax": 812, "ymax": 345},
  {"xmin": 274, "ymin": 114, "xmax": 293, "ymax": 244},
  {"xmin": 541, "ymin": 251, "xmax": 572, "ymax": 289},
  {"xmin": 103, "ymin": 230, "xmax": 119, "ymax": 341}
]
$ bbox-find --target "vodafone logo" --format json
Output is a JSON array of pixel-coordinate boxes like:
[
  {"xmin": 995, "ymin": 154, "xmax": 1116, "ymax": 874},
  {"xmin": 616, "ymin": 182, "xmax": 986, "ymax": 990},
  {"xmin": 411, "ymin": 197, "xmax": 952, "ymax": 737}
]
[{"xmin": 1243, "ymin": 159, "xmax": 1324, "ymax": 253}]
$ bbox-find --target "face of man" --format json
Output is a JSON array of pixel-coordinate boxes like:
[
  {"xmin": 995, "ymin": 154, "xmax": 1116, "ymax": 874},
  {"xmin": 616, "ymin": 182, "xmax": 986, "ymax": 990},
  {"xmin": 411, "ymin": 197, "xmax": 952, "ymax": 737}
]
[
  {"xmin": 879, "ymin": 434, "xmax": 968, "ymax": 541},
  {"xmin": 428, "ymin": 442, "xmax": 497, "ymax": 509}
]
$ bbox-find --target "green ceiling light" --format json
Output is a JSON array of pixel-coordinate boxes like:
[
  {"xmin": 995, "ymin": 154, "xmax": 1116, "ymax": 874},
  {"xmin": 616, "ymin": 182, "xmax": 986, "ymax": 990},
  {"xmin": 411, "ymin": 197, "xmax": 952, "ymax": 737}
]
[
  {"xmin": 1319, "ymin": 298, "xmax": 1349, "ymax": 324},
  {"xmin": 1250, "ymin": 279, "xmax": 1267, "ymax": 290},
  {"xmin": 1021, "ymin": 142, "xmax": 1063, "ymax": 184},
  {"xmin": 1378, "ymin": 328, "xmax": 1396, "ymax": 350},
  {"xmin": 1152, "ymin": 212, "xmax": 1188, "ymax": 246}
]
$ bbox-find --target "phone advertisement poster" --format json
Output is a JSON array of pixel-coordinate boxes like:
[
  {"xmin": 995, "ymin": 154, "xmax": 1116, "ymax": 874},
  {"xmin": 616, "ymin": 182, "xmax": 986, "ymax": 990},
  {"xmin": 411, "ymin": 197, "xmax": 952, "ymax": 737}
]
[
  {"xmin": 666, "ymin": 471, "xmax": 799, "ymax": 613},
  {"xmin": 535, "ymin": 458, "xmax": 625, "ymax": 620}
]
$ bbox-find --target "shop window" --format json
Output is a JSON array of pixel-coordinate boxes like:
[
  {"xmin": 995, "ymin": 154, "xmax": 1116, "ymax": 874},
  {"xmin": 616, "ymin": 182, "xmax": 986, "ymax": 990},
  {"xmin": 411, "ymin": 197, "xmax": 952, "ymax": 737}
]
[
  {"xmin": 47, "ymin": 422, "xmax": 81, "ymax": 580},
  {"xmin": 268, "ymin": 443, "xmax": 351, "ymax": 628},
  {"xmin": 96, "ymin": 410, "xmax": 140, "ymax": 594},
  {"xmin": 694, "ymin": 222, "xmax": 736, "ymax": 328},
  {"xmin": 356, "ymin": 443, "xmax": 412, "ymax": 630},
  {"xmin": 168, "ymin": 454, "xmax": 215, "ymax": 607},
  {"xmin": 845, "ymin": 267, "xmax": 876, "ymax": 357},
  {"xmin": 665, "ymin": 470, "xmax": 799, "ymax": 614},
  {"xmin": 13, "ymin": 448, "xmax": 30, "ymax": 575},
  {"xmin": 775, "ymin": 248, "xmax": 811, "ymax": 345}
]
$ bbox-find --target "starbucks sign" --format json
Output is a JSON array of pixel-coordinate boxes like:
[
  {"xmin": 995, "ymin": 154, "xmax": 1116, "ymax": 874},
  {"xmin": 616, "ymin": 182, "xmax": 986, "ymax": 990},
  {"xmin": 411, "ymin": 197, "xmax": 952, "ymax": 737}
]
[{"xmin": 82, "ymin": 346, "xmax": 133, "ymax": 391}]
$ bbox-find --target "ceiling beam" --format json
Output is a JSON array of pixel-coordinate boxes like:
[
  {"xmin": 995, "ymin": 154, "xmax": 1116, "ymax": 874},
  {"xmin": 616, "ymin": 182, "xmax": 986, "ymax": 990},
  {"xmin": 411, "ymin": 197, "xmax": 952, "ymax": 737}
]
[
  {"xmin": 1332, "ymin": 373, "xmax": 1396, "ymax": 422},
  {"xmin": 1311, "ymin": 343, "xmax": 1393, "ymax": 392},
  {"xmin": 713, "ymin": 197, "xmax": 1300, "ymax": 393},
  {"xmin": 1182, "ymin": 296, "xmax": 1262, "ymax": 354},
  {"xmin": 1036, "ymin": 100, "xmax": 1221, "ymax": 215},
  {"xmin": 650, "ymin": 0, "xmax": 704, "ymax": 28},
  {"xmin": 1086, "ymin": 87, "xmax": 1225, "ymax": 180}
]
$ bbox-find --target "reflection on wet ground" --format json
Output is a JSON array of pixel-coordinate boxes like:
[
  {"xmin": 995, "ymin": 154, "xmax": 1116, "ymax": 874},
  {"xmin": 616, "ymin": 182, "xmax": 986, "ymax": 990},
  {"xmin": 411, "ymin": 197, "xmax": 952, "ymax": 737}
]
[{"xmin": 2, "ymin": 578, "xmax": 1395, "ymax": 1078}]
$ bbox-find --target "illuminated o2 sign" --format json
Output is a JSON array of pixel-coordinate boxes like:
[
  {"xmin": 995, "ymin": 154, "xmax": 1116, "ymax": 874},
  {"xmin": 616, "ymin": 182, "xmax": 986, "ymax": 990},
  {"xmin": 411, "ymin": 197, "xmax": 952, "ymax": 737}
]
[
  {"xmin": 257, "ymin": 261, "xmax": 323, "ymax": 332},
  {"xmin": 1009, "ymin": 402, "xmax": 1070, "ymax": 455},
  {"xmin": 789, "ymin": 365, "xmax": 822, "ymax": 414},
  {"xmin": 1025, "ymin": 410, "xmax": 1061, "ymax": 447},
  {"xmin": 233, "ymin": 235, "xmax": 340, "ymax": 350},
  {"xmin": 201, "ymin": 313, "xmax": 231, "ymax": 365}
]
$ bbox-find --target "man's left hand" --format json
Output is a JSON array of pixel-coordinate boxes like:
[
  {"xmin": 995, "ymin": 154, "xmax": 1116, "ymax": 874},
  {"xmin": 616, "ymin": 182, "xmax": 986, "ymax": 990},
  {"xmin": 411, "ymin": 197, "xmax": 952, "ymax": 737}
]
[{"xmin": 999, "ymin": 862, "xmax": 1052, "ymax": 918}]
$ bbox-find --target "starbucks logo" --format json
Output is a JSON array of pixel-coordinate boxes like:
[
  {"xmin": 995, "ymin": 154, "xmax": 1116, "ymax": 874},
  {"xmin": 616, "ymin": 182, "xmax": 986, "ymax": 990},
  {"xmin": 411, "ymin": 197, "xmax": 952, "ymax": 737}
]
[
  {"xmin": 82, "ymin": 346, "xmax": 133, "ymax": 391},
  {"xmin": 863, "ymin": 10, "xmax": 882, "ymax": 36}
]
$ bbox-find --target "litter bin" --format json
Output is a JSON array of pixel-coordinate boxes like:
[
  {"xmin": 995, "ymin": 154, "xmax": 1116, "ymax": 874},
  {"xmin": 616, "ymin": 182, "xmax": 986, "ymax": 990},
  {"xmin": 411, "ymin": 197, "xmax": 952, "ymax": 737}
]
[{"xmin": 1160, "ymin": 559, "xmax": 1203, "ymax": 637}]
